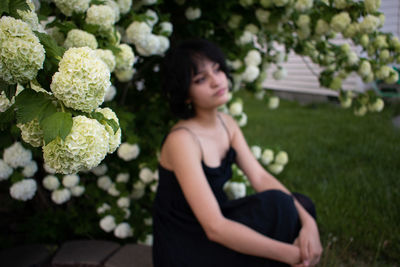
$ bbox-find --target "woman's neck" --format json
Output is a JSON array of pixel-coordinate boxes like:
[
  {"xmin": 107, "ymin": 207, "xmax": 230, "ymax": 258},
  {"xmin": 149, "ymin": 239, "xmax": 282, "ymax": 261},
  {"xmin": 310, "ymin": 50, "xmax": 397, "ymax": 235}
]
[{"xmin": 191, "ymin": 107, "xmax": 219, "ymax": 128}]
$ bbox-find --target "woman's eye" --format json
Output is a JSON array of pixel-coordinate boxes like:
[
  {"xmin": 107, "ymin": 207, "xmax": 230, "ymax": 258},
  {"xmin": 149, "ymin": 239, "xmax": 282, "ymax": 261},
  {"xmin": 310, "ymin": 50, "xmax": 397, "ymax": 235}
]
[{"xmin": 194, "ymin": 77, "xmax": 205, "ymax": 84}]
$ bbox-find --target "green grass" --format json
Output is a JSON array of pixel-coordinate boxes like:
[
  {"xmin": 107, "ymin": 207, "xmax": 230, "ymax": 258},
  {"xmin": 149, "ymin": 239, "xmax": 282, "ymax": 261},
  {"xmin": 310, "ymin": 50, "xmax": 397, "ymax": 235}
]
[{"xmin": 239, "ymin": 91, "xmax": 400, "ymax": 266}]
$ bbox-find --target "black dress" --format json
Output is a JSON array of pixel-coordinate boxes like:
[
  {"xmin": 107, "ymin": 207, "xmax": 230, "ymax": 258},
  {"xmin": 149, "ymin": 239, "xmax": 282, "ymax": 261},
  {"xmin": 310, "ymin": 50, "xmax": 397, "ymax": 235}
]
[{"xmin": 153, "ymin": 143, "xmax": 309, "ymax": 266}]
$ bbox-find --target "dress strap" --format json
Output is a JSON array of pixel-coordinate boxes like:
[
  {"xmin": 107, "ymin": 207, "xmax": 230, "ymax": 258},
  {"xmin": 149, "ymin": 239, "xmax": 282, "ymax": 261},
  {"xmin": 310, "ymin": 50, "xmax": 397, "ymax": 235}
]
[
  {"xmin": 169, "ymin": 127, "xmax": 204, "ymax": 159},
  {"xmin": 217, "ymin": 114, "xmax": 231, "ymax": 143}
]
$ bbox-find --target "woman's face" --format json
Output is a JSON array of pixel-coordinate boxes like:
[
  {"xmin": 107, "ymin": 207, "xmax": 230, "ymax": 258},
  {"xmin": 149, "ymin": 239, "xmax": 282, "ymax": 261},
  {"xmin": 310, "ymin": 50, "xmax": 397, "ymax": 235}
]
[{"xmin": 188, "ymin": 58, "xmax": 229, "ymax": 111}]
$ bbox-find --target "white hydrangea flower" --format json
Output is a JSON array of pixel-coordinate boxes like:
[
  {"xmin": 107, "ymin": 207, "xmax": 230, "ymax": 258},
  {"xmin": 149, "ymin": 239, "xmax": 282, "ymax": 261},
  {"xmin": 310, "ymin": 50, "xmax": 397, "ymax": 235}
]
[
  {"xmin": 242, "ymin": 65, "xmax": 260, "ymax": 83},
  {"xmin": 43, "ymin": 116, "xmax": 110, "ymax": 174},
  {"xmin": 374, "ymin": 35, "xmax": 388, "ymax": 49},
  {"xmin": 250, "ymin": 146, "xmax": 262, "ymax": 159},
  {"xmin": 354, "ymin": 105, "xmax": 367, "ymax": 116},
  {"xmin": 0, "ymin": 91, "xmax": 14, "ymax": 112},
  {"xmin": 104, "ymin": 85, "xmax": 117, "ymax": 102},
  {"xmin": 117, "ymin": 0, "xmax": 132, "ymax": 15},
  {"xmin": 97, "ymin": 175, "xmax": 113, "ymax": 190},
  {"xmin": 116, "ymin": 173, "xmax": 130, "ymax": 183},
  {"xmin": 107, "ymin": 183, "xmax": 120, "ymax": 196},
  {"xmin": 296, "ymin": 15, "xmax": 310, "ymax": 29},
  {"xmin": 126, "ymin": 21, "xmax": 152, "ymax": 45},
  {"xmin": 159, "ymin": 22, "xmax": 173, "ymax": 36},
  {"xmin": 315, "ymin": 19, "xmax": 330, "ymax": 36},
  {"xmin": 0, "ymin": 160, "xmax": 13, "ymax": 181},
  {"xmin": 244, "ymin": 50, "xmax": 262, "ymax": 67},
  {"xmin": 95, "ymin": 49, "xmax": 116, "ymax": 72},
  {"xmin": 359, "ymin": 15, "xmax": 380, "ymax": 34},
  {"xmin": 380, "ymin": 50, "xmax": 390, "ymax": 62},
  {"xmin": 273, "ymin": 0, "xmax": 289, "ymax": 7},
  {"xmin": 117, "ymin": 196, "xmax": 130, "ymax": 208},
  {"xmin": 100, "ymin": 215, "xmax": 116, "ymax": 232},
  {"xmin": 261, "ymin": 149, "xmax": 274, "ymax": 165},
  {"xmin": 334, "ymin": 0, "xmax": 348, "ymax": 9},
  {"xmin": 3, "ymin": 142, "xmax": 32, "ymax": 168},
  {"xmin": 17, "ymin": 119, "xmax": 44, "ymax": 148},
  {"xmin": 330, "ymin": 12, "xmax": 351, "ymax": 33},
  {"xmin": 383, "ymin": 68, "xmax": 399, "ymax": 84},
  {"xmin": 51, "ymin": 47, "xmax": 110, "ymax": 112},
  {"xmin": 86, "ymin": 5, "xmax": 116, "ymax": 31},
  {"xmin": 62, "ymin": 174, "xmax": 80, "ymax": 188},
  {"xmin": 42, "ymin": 175, "xmax": 60, "ymax": 191},
  {"xmin": 51, "ymin": 188, "xmax": 71, "ymax": 204},
  {"xmin": 10, "ymin": 179, "xmax": 37, "ymax": 201},
  {"xmin": 145, "ymin": 9, "xmax": 158, "ymax": 27},
  {"xmin": 135, "ymin": 34, "xmax": 160, "ymax": 56},
  {"xmin": 244, "ymin": 24, "xmax": 259, "ymax": 35},
  {"xmin": 229, "ymin": 102, "xmax": 243, "ymax": 116},
  {"xmin": 185, "ymin": 7, "xmax": 201, "ymax": 20},
  {"xmin": 43, "ymin": 163, "xmax": 56, "ymax": 174},
  {"xmin": 329, "ymin": 77, "xmax": 342, "ymax": 90},
  {"xmin": 365, "ymin": 0, "xmax": 381, "ymax": 13},
  {"xmin": 228, "ymin": 14, "xmax": 242, "ymax": 29},
  {"xmin": 95, "ymin": 107, "xmax": 121, "ymax": 154},
  {"xmin": 139, "ymin": 167, "xmax": 154, "ymax": 184},
  {"xmin": 237, "ymin": 31, "xmax": 253, "ymax": 46},
  {"xmin": 91, "ymin": 164, "xmax": 108, "ymax": 176},
  {"xmin": 63, "ymin": 29, "xmax": 98, "ymax": 49},
  {"xmin": 268, "ymin": 163, "xmax": 284, "ymax": 175},
  {"xmin": 275, "ymin": 151, "xmax": 289, "ymax": 165},
  {"xmin": 295, "ymin": 0, "xmax": 313, "ymax": 12},
  {"xmin": 268, "ymin": 96, "xmax": 280, "ymax": 109},
  {"xmin": 53, "ymin": 0, "xmax": 90, "ymax": 16},
  {"xmin": 223, "ymin": 181, "xmax": 246, "ymax": 200},
  {"xmin": 255, "ymin": 9, "xmax": 270, "ymax": 24},
  {"xmin": 117, "ymin": 143, "xmax": 140, "ymax": 161},
  {"xmin": 115, "ymin": 68, "xmax": 135, "ymax": 82},
  {"xmin": 375, "ymin": 65, "xmax": 391, "ymax": 80},
  {"xmin": 0, "ymin": 16, "xmax": 45, "ymax": 84},
  {"xmin": 156, "ymin": 35, "xmax": 170, "ymax": 55},
  {"xmin": 105, "ymin": 0, "xmax": 121, "ymax": 22},
  {"xmin": 368, "ymin": 98, "xmax": 384, "ymax": 112},
  {"xmin": 238, "ymin": 113, "xmax": 247, "ymax": 127},
  {"xmin": 273, "ymin": 67, "xmax": 287, "ymax": 80},
  {"xmin": 71, "ymin": 185, "xmax": 85, "ymax": 197},
  {"xmin": 227, "ymin": 59, "xmax": 242, "ymax": 70},
  {"xmin": 17, "ymin": 0, "xmax": 40, "ymax": 31},
  {"xmin": 97, "ymin": 203, "xmax": 111, "ymax": 214},
  {"xmin": 115, "ymin": 44, "xmax": 135, "ymax": 70},
  {"xmin": 131, "ymin": 180, "xmax": 145, "ymax": 199},
  {"xmin": 22, "ymin": 160, "xmax": 38, "ymax": 177},
  {"xmin": 340, "ymin": 97, "xmax": 352, "ymax": 108},
  {"xmin": 114, "ymin": 222, "xmax": 133, "ymax": 238},
  {"xmin": 347, "ymin": 52, "xmax": 359, "ymax": 65}
]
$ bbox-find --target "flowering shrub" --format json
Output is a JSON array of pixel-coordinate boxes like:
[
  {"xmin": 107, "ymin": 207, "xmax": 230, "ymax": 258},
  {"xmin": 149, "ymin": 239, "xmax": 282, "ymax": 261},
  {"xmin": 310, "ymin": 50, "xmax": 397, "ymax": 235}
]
[{"xmin": 0, "ymin": 0, "xmax": 399, "ymax": 248}]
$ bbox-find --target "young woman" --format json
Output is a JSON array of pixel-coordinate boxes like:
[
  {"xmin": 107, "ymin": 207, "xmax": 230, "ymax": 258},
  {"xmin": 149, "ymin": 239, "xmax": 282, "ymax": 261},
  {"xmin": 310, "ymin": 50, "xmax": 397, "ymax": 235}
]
[{"xmin": 153, "ymin": 39, "xmax": 322, "ymax": 267}]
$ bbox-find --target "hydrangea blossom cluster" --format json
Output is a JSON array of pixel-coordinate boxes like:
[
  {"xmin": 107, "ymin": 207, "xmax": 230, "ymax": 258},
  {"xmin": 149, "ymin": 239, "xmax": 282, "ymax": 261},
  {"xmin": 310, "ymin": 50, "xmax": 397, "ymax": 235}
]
[
  {"xmin": 0, "ymin": 159, "xmax": 13, "ymax": 181},
  {"xmin": 9, "ymin": 178, "xmax": 37, "ymax": 201},
  {"xmin": 43, "ymin": 116, "xmax": 110, "ymax": 174},
  {"xmin": 250, "ymin": 145, "xmax": 289, "ymax": 175},
  {"xmin": 185, "ymin": 7, "xmax": 201, "ymax": 20},
  {"xmin": 95, "ymin": 107, "xmax": 122, "ymax": 153},
  {"xmin": 42, "ymin": 174, "xmax": 85, "ymax": 204},
  {"xmin": 51, "ymin": 47, "xmax": 110, "ymax": 112},
  {"xmin": 85, "ymin": 5, "xmax": 116, "ymax": 31},
  {"xmin": 95, "ymin": 49, "xmax": 116, "ymax": 72},
  {"xmin": 17, "ymin": 119, "xmax": 44, "ymax": 147},
  {"xmin": 117, "ymin": 143, "xmax": 140, "ymax": 161},
  {"xmin": 17, "ymin": 0, "xmax": 40, "ymax": 31},
  {"xmin": 0, "ymin": 16, "xmax": 45, "ymax": 84},
  {"xmin": 63, "ymin": 29, "xmax": 98, "ymax": 50},
  {"xmin": 53, "ymin": 0, "xmax": 90, "ymax": 16}
]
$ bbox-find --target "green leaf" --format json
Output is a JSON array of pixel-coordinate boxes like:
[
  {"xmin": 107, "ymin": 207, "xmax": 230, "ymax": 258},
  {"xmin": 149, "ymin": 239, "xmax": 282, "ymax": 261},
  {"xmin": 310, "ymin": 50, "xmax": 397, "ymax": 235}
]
[
  {"xmin": 0, "ymin": 0, "xmax": 10, "ymax": 16},
  {"xmin": 10, "ymin": 172, "xmax": 25, "ymax": 184},
  {"xmin": 105, "ymin": 118, "xmax": 119, "ymax": 134},
  {"xmin": 0, "ymin": 79, "xmax": 17, "ymax": 101},
  {"xmin": 15, "ymin": 89, "xmax": 57, "ymax": 124},
  {"xmin": 91, "ymin": 111, "xmax": 119, "ymax": 134},
  {"xmin": 8, "ymin": 0, "xmax": 30, "ymax": 18},
  {"xmin": 34, "ymin": 31, "xmax": 65, "ymax": 60},
  {"xmin": 91, "ymin": 0, "xmax": 106, "ymax": 5},
  {"xmin": 45, "ymin": 20, "xmax": 77, "ymax": 35},
  {"xmin": 0, "ymin": 107, "xmax": 15, "ymax": 131},
  {"xmin": 40, "ymin": 112, "xmax": 73, "ymax": 144}
]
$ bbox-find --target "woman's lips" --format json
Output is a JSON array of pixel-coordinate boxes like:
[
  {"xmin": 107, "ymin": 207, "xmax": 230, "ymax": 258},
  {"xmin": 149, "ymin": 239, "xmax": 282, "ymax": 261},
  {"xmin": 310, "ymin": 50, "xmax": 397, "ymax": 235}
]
[{"xmin": 214, "ymin": 87, "xmax": 226, "ymax": 96}]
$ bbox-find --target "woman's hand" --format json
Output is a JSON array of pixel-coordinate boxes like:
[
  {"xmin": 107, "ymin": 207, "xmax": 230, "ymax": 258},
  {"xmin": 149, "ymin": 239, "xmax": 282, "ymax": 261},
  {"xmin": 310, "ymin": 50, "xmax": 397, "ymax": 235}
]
[{"xmin": 293, "ymin": 219, "xmax": 323, "ymax": 266}]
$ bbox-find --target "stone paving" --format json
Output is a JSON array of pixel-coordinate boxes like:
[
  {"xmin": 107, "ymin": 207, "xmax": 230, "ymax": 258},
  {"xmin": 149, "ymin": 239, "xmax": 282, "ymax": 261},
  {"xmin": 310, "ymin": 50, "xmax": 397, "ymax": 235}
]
[{"xmin": 0, "ymin": 240, "xmax": 152, "ymax": 267}]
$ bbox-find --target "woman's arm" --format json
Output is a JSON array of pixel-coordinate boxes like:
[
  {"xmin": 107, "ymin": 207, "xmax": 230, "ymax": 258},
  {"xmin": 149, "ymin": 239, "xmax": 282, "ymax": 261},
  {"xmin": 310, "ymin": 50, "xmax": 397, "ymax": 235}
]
[
  {"xmin": 162, "ymin": 129, "xmax": 303, "ymax": 265},
  {"xmin": 222, "ymin": 113, "xmax": 322, "ymax": 266}
]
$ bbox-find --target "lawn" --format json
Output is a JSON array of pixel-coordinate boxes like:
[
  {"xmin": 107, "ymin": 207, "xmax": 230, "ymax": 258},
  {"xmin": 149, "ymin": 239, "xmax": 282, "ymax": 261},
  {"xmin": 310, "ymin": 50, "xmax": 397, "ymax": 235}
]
[{"xmin": 238, "ymin": 90, "xmax": 400, "ymax": 266}]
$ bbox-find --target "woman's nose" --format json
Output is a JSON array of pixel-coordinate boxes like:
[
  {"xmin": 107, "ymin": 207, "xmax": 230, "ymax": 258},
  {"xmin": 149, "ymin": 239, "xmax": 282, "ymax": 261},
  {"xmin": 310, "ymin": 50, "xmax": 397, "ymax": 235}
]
[{"xmin": 209, "ymin": 72, "xmax": 221, "ymax": 87}]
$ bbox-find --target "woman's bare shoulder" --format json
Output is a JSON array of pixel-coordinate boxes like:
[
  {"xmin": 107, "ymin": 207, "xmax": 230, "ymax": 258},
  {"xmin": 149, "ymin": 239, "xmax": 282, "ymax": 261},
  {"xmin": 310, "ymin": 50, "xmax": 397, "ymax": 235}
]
[{"xmin": 218, "ymin": 112, "xmax": 239, "ymax": 135}]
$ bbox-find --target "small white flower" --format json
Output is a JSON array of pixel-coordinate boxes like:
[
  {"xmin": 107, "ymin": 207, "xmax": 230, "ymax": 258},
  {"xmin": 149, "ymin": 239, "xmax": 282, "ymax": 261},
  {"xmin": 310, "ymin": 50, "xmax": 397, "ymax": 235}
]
[
  {"xmin": 114, "ymin": 222, "xmax": 133, "ymax": 238},
  {"xmin": 237, "ymin": 113, "xmax": 247, "ymax": 127},
  {"xmin": 21, "ymin": 161, "xmax": 38, "ymax": 178},
  {"xmin": 116, "ymin": 173, "xmax": 130, "ymax": 183},
  {"xmin": 150, "ymin": 182, "xmax": 158, "ymax": 192},
  {"xmin": 268, "ymin": 96, "xmax": 280, "ymax": 109},
  {"xmin": 275, "ymin": 151, "xmax": 289, "ymax": 165},
  {"xmin": 117, "ymin": 143, "xmax": 140, "ymax": 161},
  {"xmin": 237, "ymin": 31, "xmax": 253, "ymax": 46},
  {"xmin": 43, "ymin": 175, "xmax": 60, "ymax": 191},
  {"xmin": 62, "ymin": 174, "xmax": 80, "ymax": 188},
  {"xmin": 242, "ymin": 65, "xmax": 260, "ymax": 83},
  {"xmin": 159, "ymin": 22, "xmax": 173, "ymax": 36},
  {"xmin": 117, "ymin": 196, "xmax": 130, "ymax": 208},
  {"xmin": 368, "ymin": 98, "xmax": 384, "ymax": 112},
  {"xmin": 244, "ymin": 50, "xmax": 262, "ymax": 67},
  {"xmin": 104, "ymin": 85, "xmax": 117, "ymax": 102},
  {"xmin": 43, "ymin": 163, "xmax": 56, "ymax": 174},
  {"xmin": 91, "ymin": 164, "xmax": 108, "ymax": 176},
  {"xmin": 97, "ymin": 176, "xmax": 113, "ymax": 190},
  {"xmin": 97, "ymin": 203, "xmax": 111, "ymax": 214},
  {"xmin": 131, "ymin": 181, "xmax": 145, "ymax": 199},
  {"xmin": 145, "ymin": 9, "xmax": 158, "ymax": 27},
  {"xmin": 51, "ymin": 188, "xmax": 71, "ymax": 204},
  {"xmin": 3, "ymin": 142, "xmax": 32, "ymax": 168},
  {"xmin": 185, "ymin": 7, "xmax": 201, "ymax": 20},
  {"xmin": 228, "ymin": 14, "xmax": 242, "ymax": 29},
  {"xmin": 0, "ymin": 160, "xmax": 13, "ymax": 181},
  {"xmin": 70, "ymin": 185, "xmax": 85, "ymax": 197},
  {"xmin": 250, "ymin": 146, "xmax": 262, "ymax": 159},
  {"xmin": 354, "ymin": 105, "xmax": 367, "ymax": 116},
  {"xmin": 10, "ymin": 179, "xmax": 37, "ymax": 201},
  {"xmin": 223, "ymin": 181, "xmax": 246, "ymax": 200},
  {"xmin": 100, "ymin": 215, "xmax": 116, "ymax": 232},
  {"xmin": 229, "ymin": 102, "xmax": 243, "ymax": 116},
  {"xmin": 261, "ymin": 149, "xmax": 274, "ymax": 165},
  {"xmin": 108, "ymin": 183, "xmax": 120, "ymax": 196},
  {"xmin": 268, "ymin": 163, "xmax": 284, "ymax": 175},
  {"xmin": 139, "ymin": 167, "xmax": 154, "ymax": 184}
]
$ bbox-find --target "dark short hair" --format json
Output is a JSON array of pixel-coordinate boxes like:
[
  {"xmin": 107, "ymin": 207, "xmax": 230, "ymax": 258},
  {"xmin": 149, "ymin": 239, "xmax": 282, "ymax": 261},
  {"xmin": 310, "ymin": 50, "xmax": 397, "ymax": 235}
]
[{"xmin": 162, "ymin": 39, "xmax": 230, "ymax": 119}]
